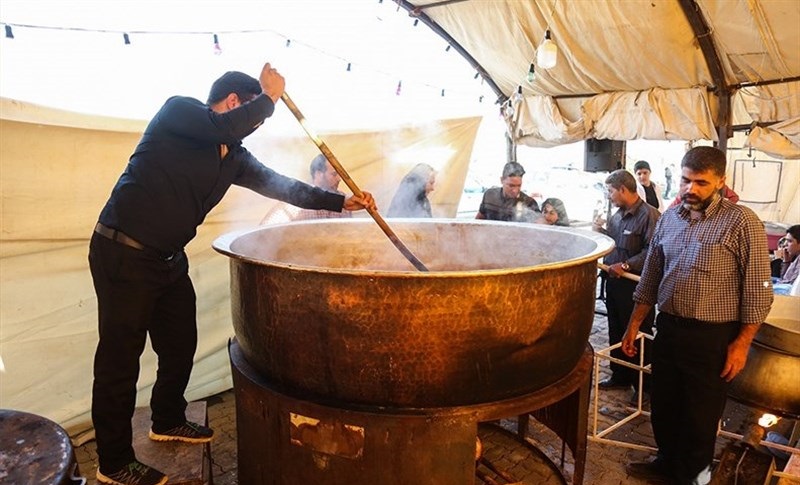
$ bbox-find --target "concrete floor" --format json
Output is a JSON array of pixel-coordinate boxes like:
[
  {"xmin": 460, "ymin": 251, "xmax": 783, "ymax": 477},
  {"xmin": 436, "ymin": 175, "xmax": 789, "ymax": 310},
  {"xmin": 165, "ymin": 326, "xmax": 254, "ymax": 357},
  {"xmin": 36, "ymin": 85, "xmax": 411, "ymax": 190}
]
[{"xmin": 73, "ymin": 299, "xmax": 797, "ymax": 484}]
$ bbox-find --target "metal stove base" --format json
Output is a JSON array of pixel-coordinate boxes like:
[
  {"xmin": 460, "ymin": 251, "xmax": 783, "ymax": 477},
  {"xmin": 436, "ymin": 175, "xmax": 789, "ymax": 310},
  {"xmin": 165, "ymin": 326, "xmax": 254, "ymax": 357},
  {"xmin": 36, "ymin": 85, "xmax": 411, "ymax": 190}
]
[{"xmin": 229, "ymin": 339, "xmax": 591, "ymax": 485}]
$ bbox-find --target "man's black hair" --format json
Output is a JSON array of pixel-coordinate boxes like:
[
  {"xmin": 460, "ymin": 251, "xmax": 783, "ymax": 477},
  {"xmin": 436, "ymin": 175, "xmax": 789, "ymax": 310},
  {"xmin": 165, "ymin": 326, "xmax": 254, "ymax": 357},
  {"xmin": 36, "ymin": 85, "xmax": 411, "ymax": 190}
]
[
  {"xmin": 207, "ymin": 71, "xmax": 262, "ymax": 105},
  {"xmin": 681, "ymin": 146, "xmax": 726, "ymax": 177},
  {"xmin": 502, "ymin": 162, "xmax": 526, "ymax": 179},
  {"xmin": 309, "ymin": 154, "xmax": 329, "ymax": 178}
]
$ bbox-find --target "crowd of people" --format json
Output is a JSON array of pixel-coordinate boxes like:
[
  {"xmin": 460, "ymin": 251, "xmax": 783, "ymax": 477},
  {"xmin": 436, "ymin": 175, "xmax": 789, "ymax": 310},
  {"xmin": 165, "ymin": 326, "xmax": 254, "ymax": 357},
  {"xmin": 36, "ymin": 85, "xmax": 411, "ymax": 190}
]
[
  {"xmin": 258, "ymin": 144, "xmax": 796, "ymax": 485},
  {"xmin": 87, "ymin": 59, "xmax": 795, "ymax": 485}
]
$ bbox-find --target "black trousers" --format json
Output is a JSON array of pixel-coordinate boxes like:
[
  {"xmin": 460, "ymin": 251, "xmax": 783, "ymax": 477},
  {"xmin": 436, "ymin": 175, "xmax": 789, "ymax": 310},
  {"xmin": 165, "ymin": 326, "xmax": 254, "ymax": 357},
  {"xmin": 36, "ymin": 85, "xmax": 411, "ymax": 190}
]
[
  {"xmin": 605, "ymin": 277, "xmax": 654, "ymax": 385},
  {"xmin": 88, "ymin": 232, "xmax": 197, "ymax": 472},
  {"xmin": 651, "ymin": 313, "xmax": 739, "ymax": 484}
]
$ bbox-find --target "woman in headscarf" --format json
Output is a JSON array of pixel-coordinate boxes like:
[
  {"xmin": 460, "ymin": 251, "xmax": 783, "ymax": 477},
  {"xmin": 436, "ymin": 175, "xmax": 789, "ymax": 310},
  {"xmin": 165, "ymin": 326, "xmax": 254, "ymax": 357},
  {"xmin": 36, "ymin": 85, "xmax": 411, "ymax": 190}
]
[
  {"xmin": 539, "ymin": 197, "xmax": 570, "ymax": 226},
  {"xmin": 387, "ymin": 163, "xmax": 437, "ymax": 218}
]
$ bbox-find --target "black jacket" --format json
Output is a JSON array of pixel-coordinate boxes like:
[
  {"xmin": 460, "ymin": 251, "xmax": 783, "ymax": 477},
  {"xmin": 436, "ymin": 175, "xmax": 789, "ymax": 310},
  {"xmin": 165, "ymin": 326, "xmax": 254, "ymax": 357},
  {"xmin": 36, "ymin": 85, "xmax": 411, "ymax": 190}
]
[{"xmin": 98, "ymin": 94, "xmax": 343, "ymax": 252}]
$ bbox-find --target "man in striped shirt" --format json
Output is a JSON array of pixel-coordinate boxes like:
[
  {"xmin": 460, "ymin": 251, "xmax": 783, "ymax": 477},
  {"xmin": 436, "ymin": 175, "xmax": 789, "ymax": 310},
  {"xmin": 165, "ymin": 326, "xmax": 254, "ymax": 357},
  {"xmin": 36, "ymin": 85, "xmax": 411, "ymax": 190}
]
[
  {"xmin": 293, "ymin": 154, "xmax": 353, "ymax": 220},
  {"xmin": 621, "ymin": 146, "xmax": 773, "ymax": 485}
]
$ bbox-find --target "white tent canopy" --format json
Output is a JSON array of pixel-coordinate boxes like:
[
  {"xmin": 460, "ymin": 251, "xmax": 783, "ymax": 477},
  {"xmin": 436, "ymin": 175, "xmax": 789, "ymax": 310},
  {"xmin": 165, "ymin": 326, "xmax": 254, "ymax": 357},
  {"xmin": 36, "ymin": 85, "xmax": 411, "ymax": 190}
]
[
  {"xmin": 402, "ymin": 0, "xmax": 800, "ymax": 156},
  {"xmin": 397, "ymin": 0, "xmax": 799, "ymax": 223}
]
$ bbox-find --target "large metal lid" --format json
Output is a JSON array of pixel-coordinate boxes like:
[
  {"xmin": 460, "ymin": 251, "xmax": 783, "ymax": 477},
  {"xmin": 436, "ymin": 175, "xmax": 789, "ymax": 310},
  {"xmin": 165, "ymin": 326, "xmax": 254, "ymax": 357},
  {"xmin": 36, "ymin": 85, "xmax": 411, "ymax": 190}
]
[{"xmin": 757, "ymin": 295, "xmax": 800, "ymax": 355}]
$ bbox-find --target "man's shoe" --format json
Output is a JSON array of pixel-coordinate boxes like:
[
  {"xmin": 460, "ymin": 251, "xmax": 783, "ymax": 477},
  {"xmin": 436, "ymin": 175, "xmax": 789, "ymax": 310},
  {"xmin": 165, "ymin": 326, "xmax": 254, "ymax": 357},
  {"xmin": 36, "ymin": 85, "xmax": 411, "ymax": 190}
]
[
  {"xmin": 626, "ymin": 457, "xmax": 673, "ymax": 483},
  {"xmin": 598, "ymin": 377, "xmax": 630, "ymax": 389},
  {"xmin": 149, "ymin": 420, "xmax": 214, "ymax": 444},
  {"xmin": 96, "ymin": 460, "xmax": 167, "ymax": 485}
]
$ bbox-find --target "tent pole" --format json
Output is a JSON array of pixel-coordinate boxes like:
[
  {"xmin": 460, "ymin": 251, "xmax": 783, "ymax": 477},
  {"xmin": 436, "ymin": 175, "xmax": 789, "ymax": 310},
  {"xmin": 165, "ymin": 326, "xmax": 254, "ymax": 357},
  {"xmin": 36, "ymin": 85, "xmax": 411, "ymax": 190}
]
[
  {"xmin": 678, "ymin": 0, "xmax": 731, "ymax": 151},
  {"xmin": 506, "ymin": 132, "xmax": 517, "ymax": 164}
]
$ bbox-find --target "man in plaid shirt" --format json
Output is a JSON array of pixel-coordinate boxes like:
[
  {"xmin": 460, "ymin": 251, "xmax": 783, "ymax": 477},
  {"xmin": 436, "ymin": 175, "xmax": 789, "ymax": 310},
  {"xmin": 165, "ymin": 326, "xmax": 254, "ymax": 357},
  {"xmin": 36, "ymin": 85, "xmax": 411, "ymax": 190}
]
[{"xmin": 621, "ymin": 146, "xmax": 773, "ymax": 485}]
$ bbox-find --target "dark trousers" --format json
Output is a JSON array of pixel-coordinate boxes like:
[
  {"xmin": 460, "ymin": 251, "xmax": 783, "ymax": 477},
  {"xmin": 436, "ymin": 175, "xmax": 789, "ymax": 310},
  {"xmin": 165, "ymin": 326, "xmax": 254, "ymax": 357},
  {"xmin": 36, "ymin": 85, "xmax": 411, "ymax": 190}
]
[
  {"xmin": 605, "ymin": 277, "xmax": 654, "ymax": 386},
  {"xmin": 651, "ymin": 313, "xmax": 739, "ymax": 484},
  {"xmin": 88, "ymin": 232, "xmax": 197, "ymax": 472}
]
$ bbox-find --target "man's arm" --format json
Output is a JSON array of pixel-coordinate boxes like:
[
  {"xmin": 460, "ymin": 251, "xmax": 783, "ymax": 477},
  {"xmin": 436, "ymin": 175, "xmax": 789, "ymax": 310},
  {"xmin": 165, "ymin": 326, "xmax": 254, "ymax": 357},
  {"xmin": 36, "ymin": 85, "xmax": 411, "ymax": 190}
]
[
  {"xmin": 621, "ymin": 302, "xmax": 655, "ymax": 357},
  {"xmin": 158, "ymin": 95, "xmax": 275, "ymax": 144},
  {"xmin": 721, "ymin": 208, "xmax": 773, "ymax": 381},
  {"xmin": 737, "ymin": 209, "xmax": 773, "ymax": 325},
  {"xmin": 720, "ymin": 322, "xmax": 759, "ymax": 381},
  {"xmin": 475, "ymin": 191, "xmax": 489, "ymax": 219},
  {"xmin": 235, "ymin": 151, "xmax": 345, "ymax": 211}
]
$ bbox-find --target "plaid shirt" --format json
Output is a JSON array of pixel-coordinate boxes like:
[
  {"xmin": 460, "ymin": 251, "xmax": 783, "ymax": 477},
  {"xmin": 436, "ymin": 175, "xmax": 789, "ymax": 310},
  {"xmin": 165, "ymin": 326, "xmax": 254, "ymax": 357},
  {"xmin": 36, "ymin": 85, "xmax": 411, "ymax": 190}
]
[
  {"xmin": 293, "ymin": 207, "xmax": 352, "ymax": 220},
  {"xmin": 633, "ymin": 196, "xmax": 773, "ymax": 325},
  {"xmin": 292, "ymin": 189, "xmax": 352, "ymax": 220}
]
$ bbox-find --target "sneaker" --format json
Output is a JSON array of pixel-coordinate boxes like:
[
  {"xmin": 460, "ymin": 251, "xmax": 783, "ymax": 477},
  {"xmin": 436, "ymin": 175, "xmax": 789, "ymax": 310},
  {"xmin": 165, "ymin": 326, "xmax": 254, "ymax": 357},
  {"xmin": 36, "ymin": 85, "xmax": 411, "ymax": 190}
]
[
  {"xmin": 97, "ymin": 460, "xmax": 167, "ymax": 485},
  {"xmin": 149, "ymin": 420, "xmax": 214, "ymax": 444}
]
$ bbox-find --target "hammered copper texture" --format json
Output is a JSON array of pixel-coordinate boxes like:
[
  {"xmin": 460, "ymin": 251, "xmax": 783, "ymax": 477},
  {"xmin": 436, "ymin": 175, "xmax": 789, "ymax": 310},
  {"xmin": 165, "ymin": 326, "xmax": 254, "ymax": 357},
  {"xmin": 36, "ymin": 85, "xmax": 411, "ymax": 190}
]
[
  {"xmin": 215, "ymin": 220, "xmax": 613, "ymax": 408},
  {"xmin": 728, "ymin": 295, "xmax": 800, "ymax": 418}
]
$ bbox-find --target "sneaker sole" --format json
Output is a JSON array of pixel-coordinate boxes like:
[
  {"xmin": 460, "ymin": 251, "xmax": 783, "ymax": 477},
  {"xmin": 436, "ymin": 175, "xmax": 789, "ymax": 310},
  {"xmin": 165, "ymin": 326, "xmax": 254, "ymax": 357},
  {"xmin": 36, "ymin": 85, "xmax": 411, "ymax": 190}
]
[
  {"xmin": 97, "ymin": 470, "xmax": 168, "ymax": 485},
  {"xmin": 148, "ymin": 429, "xmax": 213, "ymax": 444}
]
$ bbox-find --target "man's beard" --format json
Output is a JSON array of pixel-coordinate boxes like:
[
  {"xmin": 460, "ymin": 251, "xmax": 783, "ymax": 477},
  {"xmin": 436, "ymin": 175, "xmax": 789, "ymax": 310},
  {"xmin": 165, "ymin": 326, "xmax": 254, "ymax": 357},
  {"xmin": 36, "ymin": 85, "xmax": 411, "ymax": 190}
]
[{"xmin": 681, "ymin": 192, "xmax": 717, "ymax": 211}]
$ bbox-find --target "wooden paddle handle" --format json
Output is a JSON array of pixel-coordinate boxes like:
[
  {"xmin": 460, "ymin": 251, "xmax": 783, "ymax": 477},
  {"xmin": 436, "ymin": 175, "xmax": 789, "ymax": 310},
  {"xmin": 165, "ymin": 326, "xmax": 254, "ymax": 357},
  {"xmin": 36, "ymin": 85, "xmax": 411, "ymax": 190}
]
[
  {"xmin": 597, "ymin": 263, "xmax": 641, "ymax": 283},
  {"xmin": 280, "ymin": 92, "xmax": 429, "ymax": 272}
]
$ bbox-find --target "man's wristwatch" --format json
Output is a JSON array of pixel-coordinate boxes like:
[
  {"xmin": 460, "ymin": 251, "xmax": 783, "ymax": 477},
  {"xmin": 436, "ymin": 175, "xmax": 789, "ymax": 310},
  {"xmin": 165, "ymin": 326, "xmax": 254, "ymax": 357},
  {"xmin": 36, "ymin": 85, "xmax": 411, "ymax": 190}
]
[{"xmin": 621, "ymin": 262, "xmax": 630, "ymax": 272}]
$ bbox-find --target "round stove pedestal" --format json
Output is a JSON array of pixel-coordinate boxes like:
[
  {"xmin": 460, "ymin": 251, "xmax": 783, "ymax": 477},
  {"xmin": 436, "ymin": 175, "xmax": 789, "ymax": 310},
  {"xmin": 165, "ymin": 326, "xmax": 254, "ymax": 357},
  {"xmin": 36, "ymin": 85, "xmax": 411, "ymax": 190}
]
[
  {"xmin": 0, "ymin": 409, "xmax": 84, "ymax": 485},
  {"xmin": 229, "ymin": 339, "xmax": 591, "ymax": 485}
]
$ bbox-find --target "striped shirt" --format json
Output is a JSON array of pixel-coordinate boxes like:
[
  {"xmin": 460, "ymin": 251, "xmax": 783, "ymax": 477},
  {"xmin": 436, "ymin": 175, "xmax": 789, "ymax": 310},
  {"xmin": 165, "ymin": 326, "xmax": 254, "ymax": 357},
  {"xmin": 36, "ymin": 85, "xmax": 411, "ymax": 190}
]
[
  {"xmin": 293, "ymin": 206, "xmax": 352, "ymax": 220},
  {"xmin": 633, "ymin": 195, "xmax": 773, "ymax": 325},
  {"xmin": 602, "ymin": 198, "xmax": 661, "ymax": 275}
]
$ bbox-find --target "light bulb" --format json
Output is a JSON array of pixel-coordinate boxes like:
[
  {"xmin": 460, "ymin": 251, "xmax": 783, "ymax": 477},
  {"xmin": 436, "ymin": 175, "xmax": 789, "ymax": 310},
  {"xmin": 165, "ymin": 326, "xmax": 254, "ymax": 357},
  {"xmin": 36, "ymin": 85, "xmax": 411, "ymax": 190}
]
[
  {"xmin": 514, "ymin": 85, "xmax": 523, "ymax": 103},
  {"xmin": 536, "ymin": 30, "xmax": 557, "ymax": 69},
  {"xmin": 213, "ymin": 34, "xmax": 222, "ymax": 56},
  {"xmin": 527, "ymin": 63, "xmax": 535, "ymax": 83}
]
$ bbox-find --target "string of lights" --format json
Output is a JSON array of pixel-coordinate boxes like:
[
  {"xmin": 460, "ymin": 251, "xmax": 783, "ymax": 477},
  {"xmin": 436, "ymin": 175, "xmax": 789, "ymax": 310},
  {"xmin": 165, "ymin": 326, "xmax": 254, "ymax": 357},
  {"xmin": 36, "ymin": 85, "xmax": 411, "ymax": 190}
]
[{"xmin": 0, "ymin": 18, "xmax": 490, "ymax": 103}]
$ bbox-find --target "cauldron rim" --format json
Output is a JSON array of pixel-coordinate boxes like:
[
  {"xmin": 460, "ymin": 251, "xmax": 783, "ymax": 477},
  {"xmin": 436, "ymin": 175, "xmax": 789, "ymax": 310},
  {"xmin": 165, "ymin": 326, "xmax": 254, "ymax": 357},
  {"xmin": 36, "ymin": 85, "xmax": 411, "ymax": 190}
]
[{"xmin": 212, "ymin": 218, "xmax": 614, "ymax": 276}]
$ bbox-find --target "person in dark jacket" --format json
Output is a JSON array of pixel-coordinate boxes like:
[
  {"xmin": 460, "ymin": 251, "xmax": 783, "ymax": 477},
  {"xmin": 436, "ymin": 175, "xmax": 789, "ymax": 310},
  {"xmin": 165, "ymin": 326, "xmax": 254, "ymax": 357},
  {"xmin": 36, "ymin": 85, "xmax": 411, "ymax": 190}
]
[
  {"xmin": 387, "ymin": 163, "xmax": 436, "ymax": 218},
  {"xmin": 89, "ymin": 64, "xmax": 375, "ymax": 485},
  {"xmin": 476, "ymin": 162, "xmax": 540, "ymax": 221}
]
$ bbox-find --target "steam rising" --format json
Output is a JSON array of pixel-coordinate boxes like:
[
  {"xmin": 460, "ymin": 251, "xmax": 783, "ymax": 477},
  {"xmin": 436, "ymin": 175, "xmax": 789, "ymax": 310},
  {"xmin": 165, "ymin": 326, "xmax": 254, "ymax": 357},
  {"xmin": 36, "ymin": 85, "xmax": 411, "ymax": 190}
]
[{"xmin": 220, "ymin": 219, "xmax": 612, "ymax": 272}]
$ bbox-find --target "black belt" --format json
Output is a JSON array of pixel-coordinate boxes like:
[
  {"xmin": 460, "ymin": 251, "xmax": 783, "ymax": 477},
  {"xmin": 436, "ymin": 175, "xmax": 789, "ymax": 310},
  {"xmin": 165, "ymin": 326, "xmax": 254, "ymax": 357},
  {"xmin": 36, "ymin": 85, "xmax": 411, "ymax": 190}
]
[
  {"xmin": 660, "ymin": 312, "xmax": 737, "ymax": 327},
  {"xmin": 94, "ymin": 223, "xmax": 179, "ymax": 261},
  {"xmin": 94, "ymin": 223, "xmax": 145, "ymax": 250}
]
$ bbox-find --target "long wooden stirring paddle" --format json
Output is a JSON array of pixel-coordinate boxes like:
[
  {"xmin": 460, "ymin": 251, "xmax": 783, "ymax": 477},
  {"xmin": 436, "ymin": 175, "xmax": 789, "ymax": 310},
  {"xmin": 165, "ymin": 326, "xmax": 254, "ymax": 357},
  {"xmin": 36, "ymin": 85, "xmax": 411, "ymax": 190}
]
[{"xmin": 280, "ymin": 92, "xmax": 429, "ymax": 272}]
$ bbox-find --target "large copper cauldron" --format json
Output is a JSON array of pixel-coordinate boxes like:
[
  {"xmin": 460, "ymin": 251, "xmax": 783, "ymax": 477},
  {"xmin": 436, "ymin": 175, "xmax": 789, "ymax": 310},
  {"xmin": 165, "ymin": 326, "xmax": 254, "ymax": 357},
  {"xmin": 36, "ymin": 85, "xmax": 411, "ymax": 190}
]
[
  {"xmin": 214, "ymin": 219, "xmax": 613, "ymax": 408},
  {"xmin": 729, "ymin": 295, "xmax": 800, "ymax": 418}
]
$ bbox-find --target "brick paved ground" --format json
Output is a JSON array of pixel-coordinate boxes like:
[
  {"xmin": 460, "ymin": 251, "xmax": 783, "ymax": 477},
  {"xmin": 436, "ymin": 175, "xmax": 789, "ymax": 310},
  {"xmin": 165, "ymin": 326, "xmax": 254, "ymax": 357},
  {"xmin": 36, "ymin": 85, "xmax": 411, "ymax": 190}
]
[{"xmin": 73, "ymin": 298, "xmax": 796, "ymax": 484}]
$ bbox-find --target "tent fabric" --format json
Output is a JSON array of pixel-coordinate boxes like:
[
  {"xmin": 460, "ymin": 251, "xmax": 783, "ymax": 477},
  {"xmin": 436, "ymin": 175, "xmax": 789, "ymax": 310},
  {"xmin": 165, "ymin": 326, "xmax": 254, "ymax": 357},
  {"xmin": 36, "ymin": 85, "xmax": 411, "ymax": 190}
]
[
  {"xmin": 407, "ymin": 0, "xmax": 800, "ymax": 155},
  {"xmin": 0, "ymin": 98, "xmax": 480, "ymax": 433},
  {"xmin": 508, "ymin": 88, "xmax": 718, "ymax": 147},
  {"xmin": 746, "ymin": 119, "xmax": 800, "ymax": 160}
]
